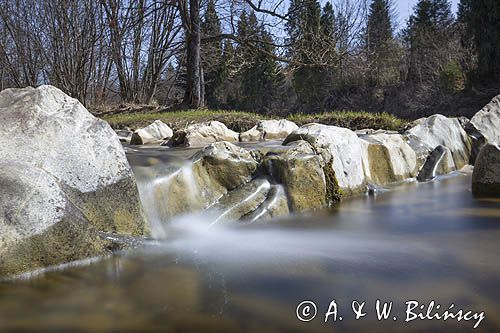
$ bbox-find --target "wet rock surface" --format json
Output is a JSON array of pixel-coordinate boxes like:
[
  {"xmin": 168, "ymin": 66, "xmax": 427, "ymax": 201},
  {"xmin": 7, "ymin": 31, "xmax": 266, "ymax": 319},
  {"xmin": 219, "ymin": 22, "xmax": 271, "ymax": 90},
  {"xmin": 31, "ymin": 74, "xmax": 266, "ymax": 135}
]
[{"xmin": 472, "ymin": 143, "xmax": 500, "ymax": 197}]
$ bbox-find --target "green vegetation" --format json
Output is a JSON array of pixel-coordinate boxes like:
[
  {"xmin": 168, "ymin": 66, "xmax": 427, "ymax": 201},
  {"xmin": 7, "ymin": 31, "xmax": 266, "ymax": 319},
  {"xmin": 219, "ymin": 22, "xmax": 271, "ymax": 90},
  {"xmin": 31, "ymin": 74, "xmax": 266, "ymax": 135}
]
[{"xmin": 101, "ymin": 109, "xmax": 407, "ymax": 132}]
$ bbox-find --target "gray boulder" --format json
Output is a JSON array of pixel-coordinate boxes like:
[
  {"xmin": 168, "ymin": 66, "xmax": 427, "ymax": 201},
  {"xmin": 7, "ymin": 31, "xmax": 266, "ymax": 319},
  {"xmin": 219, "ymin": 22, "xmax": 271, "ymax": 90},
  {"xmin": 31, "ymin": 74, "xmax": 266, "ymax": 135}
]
[
  {"xmin": 0, "ymin": 85, "xmax": 146, "ymax": 235},
  {"xmin": 472, "ymin": 143, "xmax": 500, "ymax": 197},
  {"xmin": 240, "ymin": 119, "xmax": 299, "ymax": 142},
  {"xmin": 0, "ymin": 86, "xmax": 147, "ymax": 276},
  {"xmin": 166, "ymin": 121, "xmax": 239, "ymax": 147},
  {"xmin": 284, "ymin": 124, "xmax": 366, "ymax": 196},
  {"xmin": 360, "ymin": 132, "xmax": 418, "ymax": 184},
  {"xmin": 264, "ymin": 141, "xmax": 328, "ymax": 210},
  {"xmin": 405, "ymin": 114, "xmax": 471, "ymax": 169},
  {"xmin": 130, "ymin": 120, "xmax": 173, "ymax": 145},
  {"xmin": 471, "ymin": 94, "xmax": 500, "ymax": 144}
]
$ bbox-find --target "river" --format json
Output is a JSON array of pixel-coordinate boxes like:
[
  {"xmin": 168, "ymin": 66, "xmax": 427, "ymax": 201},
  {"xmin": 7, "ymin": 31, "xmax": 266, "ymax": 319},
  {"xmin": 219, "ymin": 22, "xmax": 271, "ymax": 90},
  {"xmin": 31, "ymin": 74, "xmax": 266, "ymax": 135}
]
[{"xmin": 0, "ymin": 145, "xmax": 499, "ymax": 332}]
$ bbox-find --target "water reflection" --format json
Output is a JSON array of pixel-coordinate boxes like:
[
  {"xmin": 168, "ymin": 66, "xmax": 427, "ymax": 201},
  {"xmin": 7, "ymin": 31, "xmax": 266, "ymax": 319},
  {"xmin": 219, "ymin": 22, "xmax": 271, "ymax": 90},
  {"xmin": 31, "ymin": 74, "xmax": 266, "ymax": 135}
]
[{"xmin": 0, "ymin": 173, "xmax": 499, "ymax": 332}]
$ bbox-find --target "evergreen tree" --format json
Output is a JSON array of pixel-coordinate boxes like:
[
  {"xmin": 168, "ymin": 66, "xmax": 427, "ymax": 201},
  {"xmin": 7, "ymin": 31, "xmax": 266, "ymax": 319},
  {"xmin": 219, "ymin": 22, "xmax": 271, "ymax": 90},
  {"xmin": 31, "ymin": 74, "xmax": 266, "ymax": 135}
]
[
  {"xmin": 235, "ymin": 11, "xmax": 282, "ymax": 112},
  {"xmin": 405, "ymin": 0, "xmax": 455, "ymax": 84},
  {"xmin": 459, "ymin": 0, "xmax": 500, "ymax": 82},
  {"xmin": 287, "ymin": 0, "xmax": 331, "ymax": 110},
  {"xmin": 201, "ymin": 0, "xmax": 223, "ymax": 107},
  {"xmin": 366, "ymin": 0, "xmax": 398, "ymax": 86}
]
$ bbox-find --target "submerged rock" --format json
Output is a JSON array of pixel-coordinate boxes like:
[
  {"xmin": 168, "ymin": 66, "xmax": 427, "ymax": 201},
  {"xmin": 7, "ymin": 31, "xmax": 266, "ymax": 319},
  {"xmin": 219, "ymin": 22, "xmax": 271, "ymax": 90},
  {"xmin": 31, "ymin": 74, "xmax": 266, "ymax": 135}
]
[
  {"xmin": 0, "ymin": 85, "xmax": 146, "ymax": 276},
  {"xmin": 405, "ymin": 114, "xmax": 471, "ymax": 170},
  {"xmin": 360, "ymin": 132, "xmax": 418, "ymax": 184},
  {"xmin": 284, "ymin": 124, "xmax": 366, "ymax": 196},
  {"xmin": 130, "ymin": 120, "xmax": 173, "ymax": 145},
  {"xmin": 166, "ymin": 121, "xmax": 239, "ymax": 147},
  {"xmin": 240, "ymin": 119, "xmax": 298, "ymax": 142},
  {"xmin": 416, "ymin": 145, "xmax": 455, "ymax": 181},
  {"xmin": 472, "ymin": 143, "xmax": 500, "ymax": 197}
]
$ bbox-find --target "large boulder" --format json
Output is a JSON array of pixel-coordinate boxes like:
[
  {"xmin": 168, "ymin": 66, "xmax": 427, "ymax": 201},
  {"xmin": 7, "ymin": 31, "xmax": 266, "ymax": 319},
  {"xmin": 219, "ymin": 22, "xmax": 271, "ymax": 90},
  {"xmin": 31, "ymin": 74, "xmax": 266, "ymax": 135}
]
[
  {"xmin": 472, "ymin": 143, "xmax": 500, "ymax": 197},
  {"xmin": 470, "ymin": 95, "xmax": 500, "ymax": 144},
  {"xmin": 240, "ymin": 119, "xmax": 299, "ymax": 142},
  {"xmin": 166, "ymin": 121, "xmax": 239, "ymax": 147},
  {"xmin": 0, "ymin": 162, "xmax": 110, "ymax": 277},
  {"xmin": 264, "ymin": 141, "xmax": 328, "ymax": 211},
  {"xmin": 405, "ymin": 114, "xmax": 471, "ymax": 169},
  {"xmin": 359, "ymin": 132, "xmax": 418, "ymax": 185},
  {"xmin": 283, "ymin": 124, "xmax": 366, "ymax": 196},
  {"xmin": 130, "ymin": 120, "xmax": 173, "ymax": 145},
  {"xmin": 0, "ymin": 87, "xmax": 147, "ymax": 244}
]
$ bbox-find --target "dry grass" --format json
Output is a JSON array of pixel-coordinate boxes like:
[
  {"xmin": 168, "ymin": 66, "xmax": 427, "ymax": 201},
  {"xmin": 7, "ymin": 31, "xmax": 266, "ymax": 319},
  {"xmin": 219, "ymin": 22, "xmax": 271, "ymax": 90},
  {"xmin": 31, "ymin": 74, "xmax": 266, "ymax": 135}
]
[{"xmin": 100, "ymin": 108, "xmax": 408, "ymax": 132}]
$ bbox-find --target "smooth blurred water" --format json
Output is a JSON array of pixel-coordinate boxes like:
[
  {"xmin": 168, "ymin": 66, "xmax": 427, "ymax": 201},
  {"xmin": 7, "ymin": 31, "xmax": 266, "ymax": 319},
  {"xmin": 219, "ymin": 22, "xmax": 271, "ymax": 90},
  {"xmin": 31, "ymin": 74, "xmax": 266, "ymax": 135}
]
[{"xmin": 0, "ymin": 147, "xmax": 499, "ymax": 333}]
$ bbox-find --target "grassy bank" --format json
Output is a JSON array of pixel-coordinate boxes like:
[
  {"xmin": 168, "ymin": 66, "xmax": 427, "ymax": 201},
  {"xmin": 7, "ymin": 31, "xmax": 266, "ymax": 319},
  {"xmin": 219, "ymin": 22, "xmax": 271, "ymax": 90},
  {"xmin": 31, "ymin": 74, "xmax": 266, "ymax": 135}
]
[{"xmin": 100, "ymin": 108, "xmax": 408, "ymax": 132}]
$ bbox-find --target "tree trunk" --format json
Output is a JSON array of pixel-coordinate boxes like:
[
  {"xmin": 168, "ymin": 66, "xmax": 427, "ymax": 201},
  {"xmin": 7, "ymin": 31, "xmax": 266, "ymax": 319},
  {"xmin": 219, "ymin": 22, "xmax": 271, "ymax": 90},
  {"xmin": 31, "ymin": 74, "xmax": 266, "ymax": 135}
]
[{"xmin": 183, "ymin": 0, "xmax": 204, "ymax": 108}]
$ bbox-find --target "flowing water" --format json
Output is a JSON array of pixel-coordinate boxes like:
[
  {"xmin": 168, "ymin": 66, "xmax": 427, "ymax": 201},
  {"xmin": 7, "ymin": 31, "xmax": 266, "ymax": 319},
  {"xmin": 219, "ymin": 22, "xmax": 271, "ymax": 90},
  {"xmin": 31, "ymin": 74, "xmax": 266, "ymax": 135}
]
[{"xmin": 0, "ymin": 146, "xmax": 499, "ymax": 332}]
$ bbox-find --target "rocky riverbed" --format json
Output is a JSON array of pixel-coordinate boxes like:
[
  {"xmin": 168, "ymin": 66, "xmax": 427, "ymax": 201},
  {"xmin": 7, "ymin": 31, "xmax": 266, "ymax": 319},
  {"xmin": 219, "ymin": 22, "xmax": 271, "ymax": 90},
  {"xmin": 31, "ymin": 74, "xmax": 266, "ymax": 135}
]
[{"xmin": 0, "ymin": 85, "xmax": 499, "ymax": 278}]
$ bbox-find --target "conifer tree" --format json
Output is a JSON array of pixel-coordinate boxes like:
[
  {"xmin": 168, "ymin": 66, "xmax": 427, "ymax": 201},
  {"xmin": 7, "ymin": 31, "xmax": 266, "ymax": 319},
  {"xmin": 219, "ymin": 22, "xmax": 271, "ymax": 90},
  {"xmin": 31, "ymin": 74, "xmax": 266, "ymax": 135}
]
[
  {"xmin": 201, "ymin": 0, "xmax": 223, "ymax": 107},
  {"xmin": 366, "ymin": 0, "xmax": 398, "ymax": 86},
  {"xmin": 406, "ymin": 0, "xmax": 455, "ymax": 84}
]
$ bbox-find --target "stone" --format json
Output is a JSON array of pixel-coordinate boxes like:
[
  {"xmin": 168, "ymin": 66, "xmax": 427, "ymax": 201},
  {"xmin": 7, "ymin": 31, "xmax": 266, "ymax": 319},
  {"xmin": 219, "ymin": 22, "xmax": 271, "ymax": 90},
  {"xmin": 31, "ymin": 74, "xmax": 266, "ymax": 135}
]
[
  {"xmin": 166, "ymin": 121, "xmax": 239, "ymax": 147},
  {"xmin": 284, "ymin": 123, "xmax": 366, "ymax": 196},
  {"xmin": 115, "ymin": 128, "xmax": 133, "ymax": 144},
  {"xmin": 240, "ymin": 119, "xmax": 299, "ymax": 142},
  {"xmin": 471, "ymin": 94, "xmax": 500, "ymax": 144},
  {"xmin": 416, "ymin": 145, "xmax": 456, "ymax": 181},
  {"xmin": 243, "ymin": 185, "xmax": 290, "ymax": 222},
  {"xmin": 472, "ymin": 143, "xmax": 500, "ymax": 197},
  {"xmin": 360, "ymin": 132, "xmax": 418, "ymax": 184},
  {"xmin": 130, "ymin": 120, "xmax": 173, "ymax": 145},
  {"xmin": 405, "ymin": 114, "xmax": 471, "ymax": 169},
  {"xmin": 0, "ymin": 162, "xmax": 110, "ymax": 277},
  {"xmin": 210, "ymin": 178, "xmax": 272, "ymax": 224},
  {"xmin": 139, "ymin": 142, "xmax": 259, "ymax": 221},
  {"xmin": 0, "ymin": 85, "xmax": 147, "ymax": 237},
  {"xmin": 264, "ymin": 140, "xmax": 328, "ymax": 211}
]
